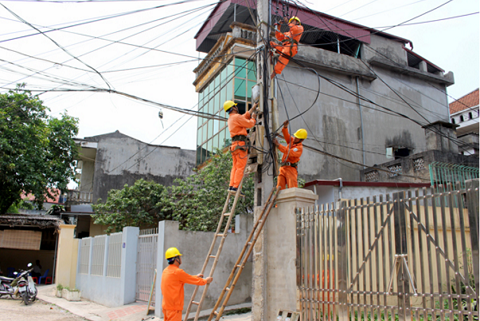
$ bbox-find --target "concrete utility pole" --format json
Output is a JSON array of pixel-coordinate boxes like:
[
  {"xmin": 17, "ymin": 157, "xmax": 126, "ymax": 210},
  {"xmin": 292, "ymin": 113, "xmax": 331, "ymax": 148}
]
[{"xmin": 252, "ymin": 0, "xmax": 278, "ymax": 320}]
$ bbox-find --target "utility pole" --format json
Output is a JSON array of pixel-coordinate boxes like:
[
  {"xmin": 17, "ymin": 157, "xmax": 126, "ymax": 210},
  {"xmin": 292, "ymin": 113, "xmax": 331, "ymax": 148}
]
[{"xmin": 252, "ymin": 0, "xmax": 278, "ymax": 320}]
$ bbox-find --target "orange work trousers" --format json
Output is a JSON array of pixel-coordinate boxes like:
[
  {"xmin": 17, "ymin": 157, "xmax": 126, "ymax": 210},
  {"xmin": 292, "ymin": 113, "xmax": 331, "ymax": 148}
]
[
  {"xmin": 230, "ymin": 142, "xmax": 248, "ymax": 188},
  {"xmin": 163, "ymin": 309, "xmax": 182, "ymax": 321},
  {"xmin": 277, "ymin": 166, "xmax": 298, "ymax": 190},
  {"xmin": 270, "ymin": 41, "xmax": 298, "ymax": 75}
]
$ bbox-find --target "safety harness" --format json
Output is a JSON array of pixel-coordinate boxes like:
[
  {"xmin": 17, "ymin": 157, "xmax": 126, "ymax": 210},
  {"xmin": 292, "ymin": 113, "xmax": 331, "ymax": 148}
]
[
  {"xmin": 231, "ymin": 135, "xmax": 250, "ymax": 152},
  {"xmin": 281, "ymin": 161, "xmax": 298, "ymax": 168}
]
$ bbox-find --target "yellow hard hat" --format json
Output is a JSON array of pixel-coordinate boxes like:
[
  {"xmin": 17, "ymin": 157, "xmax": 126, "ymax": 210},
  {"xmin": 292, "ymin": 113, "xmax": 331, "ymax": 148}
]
[
  {"xmin": 223, "ymin": 100, "xmax": 237, "ymax": 113},
  {"xmin": 289, "ymin": 16, "xmax": 301, "ymax": 24},
  {"xmin": 165, "ymin": 247, "xmax": 182, "ymax": 260},
  {"xmin": 293, "ymin": 129, "xmax": 307, "ymax": 140}
]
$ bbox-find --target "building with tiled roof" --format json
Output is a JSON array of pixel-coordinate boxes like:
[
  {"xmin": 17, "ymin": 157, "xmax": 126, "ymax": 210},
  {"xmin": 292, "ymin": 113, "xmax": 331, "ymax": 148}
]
[{"xmin": 449, "ymin": 88, "xmax": 479, "ymax": 155}]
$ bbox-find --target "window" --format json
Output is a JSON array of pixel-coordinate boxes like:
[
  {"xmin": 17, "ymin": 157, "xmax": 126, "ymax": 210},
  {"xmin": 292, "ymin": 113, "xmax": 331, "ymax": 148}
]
[
  {"xmin": 460, "ymin": 115, "xmax": 464, "ymax": 122},
  {"xmin": 451, "ymin": 118, "xmax": 456, "ymax": 124}
]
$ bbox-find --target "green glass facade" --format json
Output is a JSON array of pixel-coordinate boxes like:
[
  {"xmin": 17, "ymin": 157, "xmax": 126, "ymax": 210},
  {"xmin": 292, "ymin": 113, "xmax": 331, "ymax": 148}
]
[{"xmin": 196, "ymin": 57, "xmax": 256, "ymax": 165}]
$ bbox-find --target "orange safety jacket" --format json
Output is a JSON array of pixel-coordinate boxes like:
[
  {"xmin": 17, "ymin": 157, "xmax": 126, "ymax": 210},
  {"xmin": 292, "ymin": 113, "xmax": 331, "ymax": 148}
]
[
  {"xmin": 161, "ymin": 265, "xmax": 207, "ymax": 311},
  {"xmin": 278, "ymin": 127, "xmax": 303, "ymax": 164},
  {"xmin": 228, "ymin": 111, "xmax": 256, "ymax": 138},
  {"xmin": 275, "ymin": 23, "xmax": 303, "ymax": 46}
]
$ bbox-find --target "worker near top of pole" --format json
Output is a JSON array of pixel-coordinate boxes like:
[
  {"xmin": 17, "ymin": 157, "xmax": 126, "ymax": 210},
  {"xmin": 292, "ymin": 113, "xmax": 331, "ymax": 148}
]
[
  {"xmin": 270, "ymin": 16, "xmax": 304, "ymax": 79},
  {"xmin": 273, "ymin": 120, "xmax": 307, "ymax": 190},
  {"xmin": 161, "ymin": 247, "xmax": 213, "ymax": 321},
  {"xmin": 225, "ymin": 100, "xmax": 258, "ymax": 195}
]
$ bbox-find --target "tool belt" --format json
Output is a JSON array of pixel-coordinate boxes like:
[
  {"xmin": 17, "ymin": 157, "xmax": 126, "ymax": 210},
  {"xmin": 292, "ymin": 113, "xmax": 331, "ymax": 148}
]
[
  {"xmin": 231, "ymin": 135, "xmax": 250, "ymax": 152},
  {"xmin": 281, "ymin": 161, "xmax": 298, "ymax": 168}
]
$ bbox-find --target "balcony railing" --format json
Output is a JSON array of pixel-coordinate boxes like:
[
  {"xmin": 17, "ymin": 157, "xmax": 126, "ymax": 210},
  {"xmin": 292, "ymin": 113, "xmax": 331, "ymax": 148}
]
[{"xmin": 66, "ymin": 190, "xmax": 93, "ymax": 204}]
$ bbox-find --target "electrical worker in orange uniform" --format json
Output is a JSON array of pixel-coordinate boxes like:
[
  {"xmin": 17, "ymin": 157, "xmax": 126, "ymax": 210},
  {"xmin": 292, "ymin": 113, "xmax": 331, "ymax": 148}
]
[
  {"xmin": 273, "ymin": 120, "xmax": 307, "ymax": 190},
  {"xmin": 225, "ymin": 100, "xmax": 258, "ymax": 195},
  {"xmin": 161, "ymin": 247, "xmax": 213, "ymax": 321},
  {"xmin": 270, "ymin": 16, "xmax": 304, "ymax": 79}
]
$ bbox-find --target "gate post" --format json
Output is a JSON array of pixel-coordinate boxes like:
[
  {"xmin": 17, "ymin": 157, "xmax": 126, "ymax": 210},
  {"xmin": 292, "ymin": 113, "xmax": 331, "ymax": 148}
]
[
  {"xmin": 465, "ymin": 179, "xmax": 479, "ymax": 294},
  {"xmin": 393, "ymin": 192, "xmax": 411, "ymax": 321},
  {"xmin": 337, "ymin": 201, "xmax": 349, "ymax": 321}
]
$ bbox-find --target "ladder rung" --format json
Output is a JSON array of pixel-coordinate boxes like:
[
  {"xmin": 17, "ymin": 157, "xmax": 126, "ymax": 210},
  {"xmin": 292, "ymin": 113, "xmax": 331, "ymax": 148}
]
[
  {"xmin": 258, "ymin": 220, "xmax": 263, "ymax": 223},
  {"xmin": 209, "ymin": 255, "xmax": 216, "ymax": 258},
  {"xmin": 192, "ymin": 301, "xmax": 200, "ymax": 305},
  {"xmin": 226, "ymin": 287, "xmax": 230, "ymax": 291},
  {"xmin": 217, "ymin": 233, "xmax": 225, "ymax": 237},
  {"xmin": 213, "ymin": 311, "xmax": 218, "ymax": 316},
  {"xmin": 223, "ymin": 212, "xmax": 231, "ymax": 216},
  {"xmin": 236, "ymin": 264, "xmax": 243, "ymax": 268},
  {"xmin": 247, "ymin": 242, "xmax": 252, "ymax": 245}
]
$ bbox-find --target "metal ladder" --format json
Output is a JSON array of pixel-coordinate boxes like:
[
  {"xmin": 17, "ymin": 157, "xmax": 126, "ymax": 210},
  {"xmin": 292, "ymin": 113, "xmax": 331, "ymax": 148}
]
[
  {"xmin": 207, "ymin": 185, "xmax": 281, "ymax": 321},
  {"xmin": 183, "ymin": 162, "xmax": 254, "ymax": 321}
]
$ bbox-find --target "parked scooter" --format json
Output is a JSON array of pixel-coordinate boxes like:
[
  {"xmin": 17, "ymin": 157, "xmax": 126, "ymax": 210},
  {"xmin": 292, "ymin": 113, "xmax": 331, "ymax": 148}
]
[{"xmin": 0, "ymin": 263, "xmax": 37, "ymax": 304}]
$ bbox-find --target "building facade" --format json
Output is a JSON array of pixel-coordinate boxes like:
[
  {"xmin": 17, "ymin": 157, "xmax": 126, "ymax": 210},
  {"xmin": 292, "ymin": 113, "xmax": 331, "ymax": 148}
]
[
  {"xmin": 194, "ymin": 1, "xmax": 455, "ymax": 183},
  {"xmin": 449, "ymin": 88, "xmax": 479, "ymax": 155}
]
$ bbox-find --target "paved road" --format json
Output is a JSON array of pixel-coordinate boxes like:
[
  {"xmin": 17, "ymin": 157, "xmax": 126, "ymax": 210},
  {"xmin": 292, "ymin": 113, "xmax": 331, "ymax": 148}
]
[{"xmin": 0, "ymin": 296, "xmax": 88, "ymax": 321}]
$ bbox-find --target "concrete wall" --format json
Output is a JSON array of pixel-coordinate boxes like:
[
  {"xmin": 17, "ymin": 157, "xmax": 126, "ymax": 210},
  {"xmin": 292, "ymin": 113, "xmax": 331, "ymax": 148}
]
[
  {"xmin": 84, "ymin": 131, "xmax": 196, "ymax": 202},
  {"xmin": 155, "ymin": 214, "xmax": 253, "ymax": 318},
  {"xmin": 55, "ymin": 224, "xmax": 78, "ymax": 288},
  {"xmin": 276, "ymin": 38, "xmax": 452, "ymax": 183},
  {"xmin": 76, "ymin": 227, "xmax": 138, "ymax": 307},
  {"xmin": 252, "ymin": 188, "xmax": 318, "ymax": 321}
]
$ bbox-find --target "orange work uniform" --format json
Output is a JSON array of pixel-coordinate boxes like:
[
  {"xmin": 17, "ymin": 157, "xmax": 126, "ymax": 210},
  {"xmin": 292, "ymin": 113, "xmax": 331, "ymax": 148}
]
[
  {"xmin": 277, "ymin": 127, "xmax": 303, "ymax": 190},
  {"xmin": 228, "ymin": 111, "xmax": 256, "ymax": 188},
  {"xmin": 270, "ymin": 22, "xmax": 304, "ymax": 76},
  {"xmin": 161, "ymin": 264, "xmax": 207, "ymax": 321}
]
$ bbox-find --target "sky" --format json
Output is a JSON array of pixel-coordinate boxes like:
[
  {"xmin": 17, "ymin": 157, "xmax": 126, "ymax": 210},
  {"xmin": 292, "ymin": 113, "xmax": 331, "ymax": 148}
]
[{"xmin": 1, "ymin": 0, "xmax": 478, "ymax": 151}]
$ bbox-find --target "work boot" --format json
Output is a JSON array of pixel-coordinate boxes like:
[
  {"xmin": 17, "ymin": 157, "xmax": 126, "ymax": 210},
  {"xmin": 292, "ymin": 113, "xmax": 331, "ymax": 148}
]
[{"xmin": 229, "ymin": 187, "xmax": 245, "ymax": 197}]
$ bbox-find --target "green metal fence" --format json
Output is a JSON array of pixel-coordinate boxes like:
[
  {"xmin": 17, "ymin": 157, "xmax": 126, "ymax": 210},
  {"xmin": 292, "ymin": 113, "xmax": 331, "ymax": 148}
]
[{"xmin": 429, "ymin": 161, "xmax": 479, "ymax": 193}]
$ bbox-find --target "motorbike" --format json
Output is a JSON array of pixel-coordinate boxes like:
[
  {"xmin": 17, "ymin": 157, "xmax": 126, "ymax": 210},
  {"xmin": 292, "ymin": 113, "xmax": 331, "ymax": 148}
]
[{"xmin": 0, "ymin": 263, "xmax": 37, "ymax": 305}]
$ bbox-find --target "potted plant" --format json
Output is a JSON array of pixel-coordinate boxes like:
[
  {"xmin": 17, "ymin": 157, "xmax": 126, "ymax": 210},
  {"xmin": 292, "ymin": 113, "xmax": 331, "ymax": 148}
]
[
  {"xmin": 62, "ymin": 286, "xmax": 81, "ymax": 301},
  {"xmin": 55, "ymin": 284, "xmax": 63, "ymax": 298}
]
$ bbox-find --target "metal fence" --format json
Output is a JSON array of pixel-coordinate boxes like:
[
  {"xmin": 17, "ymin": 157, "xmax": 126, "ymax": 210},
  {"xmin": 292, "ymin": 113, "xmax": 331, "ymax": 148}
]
[
  {"xmin": 296, "ymin": 180, "xmax": 479, "ymax": 321},
  {"xmin": 136, "ymin": 230, "xmax": 158, "ymax": 304},
  {"xmin": 106, "ymin": 233, "xmax": 122, "ymax": 278},
  {"xmin": 91, "ymin": 235, "xmax": 106, "ymax": 276},
  {"xmin": 79, "ymin": 238, "xmax": 91, "ymax": 274},
  {"xmin": 429, "ymin": 162, "xmax": 479, "ymax": 193}
]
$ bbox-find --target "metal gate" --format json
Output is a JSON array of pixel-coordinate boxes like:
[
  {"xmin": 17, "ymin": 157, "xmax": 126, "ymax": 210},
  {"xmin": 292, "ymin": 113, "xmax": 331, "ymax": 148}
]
[
  {"xmin": 297, "ymin": 180, "xmax": 479, "ymax": 321},
  {"xmin": 136, "ymin": 228, "xmax": 158, "ymax": 304}
]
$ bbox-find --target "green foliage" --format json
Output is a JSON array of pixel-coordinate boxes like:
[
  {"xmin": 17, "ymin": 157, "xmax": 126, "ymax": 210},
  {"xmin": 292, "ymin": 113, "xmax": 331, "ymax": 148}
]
[
  {"xmin": 171, "ymin": 149, "xmax": 254, "ymax": 231},
  {"xmin": 0, "ymin": 84, "xmax": 79, "ymax": 213},
  {"xmin": 56, "ymin": 284, "xmax": 63, "ymax": 291},
  {"xmin": 92, "ymin": 149, "xmax": 254, "ymax": 232},
  {"xmin": 92, "ymin": 179, "xmax": 173, "ymax": 234}
]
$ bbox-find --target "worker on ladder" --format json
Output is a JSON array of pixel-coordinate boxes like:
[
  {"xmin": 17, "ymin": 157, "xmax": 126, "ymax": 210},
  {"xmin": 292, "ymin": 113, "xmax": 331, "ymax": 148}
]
[
  {"xmin": 273, "ymin": 120, "xmax": 307, "ymax": 190},
  {"xmin": 270, "ymin": 16, "xmax": 304, "ymax": 79},
  {"xmin": 161, "ymin": 247, "xmax": 213, "ymax": 321},
  {"xmin": 224, "ymin": 100, "xmax": 258, "ymax": 195}
]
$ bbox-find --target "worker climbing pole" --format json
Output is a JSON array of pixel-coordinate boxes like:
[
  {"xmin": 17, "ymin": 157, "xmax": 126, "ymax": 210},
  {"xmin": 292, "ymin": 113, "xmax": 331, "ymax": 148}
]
[{"xmin": 270, "ymin": 1, "xmax": 303, "ymax": 79}]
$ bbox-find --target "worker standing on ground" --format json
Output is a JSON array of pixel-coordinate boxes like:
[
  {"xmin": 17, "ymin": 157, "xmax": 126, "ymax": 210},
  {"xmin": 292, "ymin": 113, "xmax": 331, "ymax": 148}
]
[
  {"xmin": 225, "ymin": 100, "xmax": 257, "ymax": 195},
  {"xmin": 161, "ymin": 247, "xmax": 213, "ymax": 321},
  {"xmin": 270, "ymin": 16, "xmax": 304, "ymax": 79},
  {"xmin": 273, "ymin": 120, "xmax": 307, "ymax": 190}
]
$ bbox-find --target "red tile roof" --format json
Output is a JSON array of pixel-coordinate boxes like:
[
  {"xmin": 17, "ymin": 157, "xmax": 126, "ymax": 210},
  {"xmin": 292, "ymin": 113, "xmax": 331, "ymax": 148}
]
[
  {"xmin": 449, "ymin": 89, "xmax": 479, "ymax": 114},
  {"xmin": 21, "ymin": 188, "xmax": 62, "ymax": 204}
]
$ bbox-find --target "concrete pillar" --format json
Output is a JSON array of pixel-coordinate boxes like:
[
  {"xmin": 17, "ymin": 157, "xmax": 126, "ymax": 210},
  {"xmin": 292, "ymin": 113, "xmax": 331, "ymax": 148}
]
[
  {"xmin": 55, "ymin": 224, "xmax": 79, "ymax": 289},
  {"xmin": 120, "ymin": 226, "xmax": 139, "ymax": 305},
  {"xmin": 423, "ymin": 121, "xmax": 459, "ymax": 153},
  {"xmin": 155, "ymin": 221, "xmax": 166, "ymax": 319},
  {"xmin": 252, "ymin": 188, "xmax": 318, "ymax": 321}
]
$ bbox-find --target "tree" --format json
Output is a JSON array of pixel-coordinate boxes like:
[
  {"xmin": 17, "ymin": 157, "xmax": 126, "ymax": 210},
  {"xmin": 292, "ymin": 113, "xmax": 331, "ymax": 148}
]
[
  {"xmin": 92, "ymin": 149, "xmax": 254, "ymax": 232},
  {"xmin": 92, "ymin": 179, "xmax": 173, "ymax": 234},
  {"xmin": 0, "ymin": 84, "xmax": 79, "ymax": 213},
  {"xmin": 170, "ymin": 150, "xmax": 254, "ymax": 231}
]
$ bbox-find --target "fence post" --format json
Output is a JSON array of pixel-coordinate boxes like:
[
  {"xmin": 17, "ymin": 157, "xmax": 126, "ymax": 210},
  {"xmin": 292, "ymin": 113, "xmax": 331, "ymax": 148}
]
[
  {"xmin": 465, "ymin": 179, "xmax": 479, "ymax": 294},
  {"xmin": 155, "ymin": 220, "xmax": 166, "ymax": 319},
  {"xmin": 88, "ymin": 237, "xmax": 93, "ymax": 276},
  {"xmin": 337, "ymin": 201, "xmax": 348, "ymax": 321},
  {"xmin": 120, "ymin": 226, "xmax": 139, "ymax": 305},
  {"xmin": 393, "ymin": 191, "xmax": 411, "ymax": 321},
  {"xmin": 103, "ymin": 235, "xmax": 109, "ymax": 277}
]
